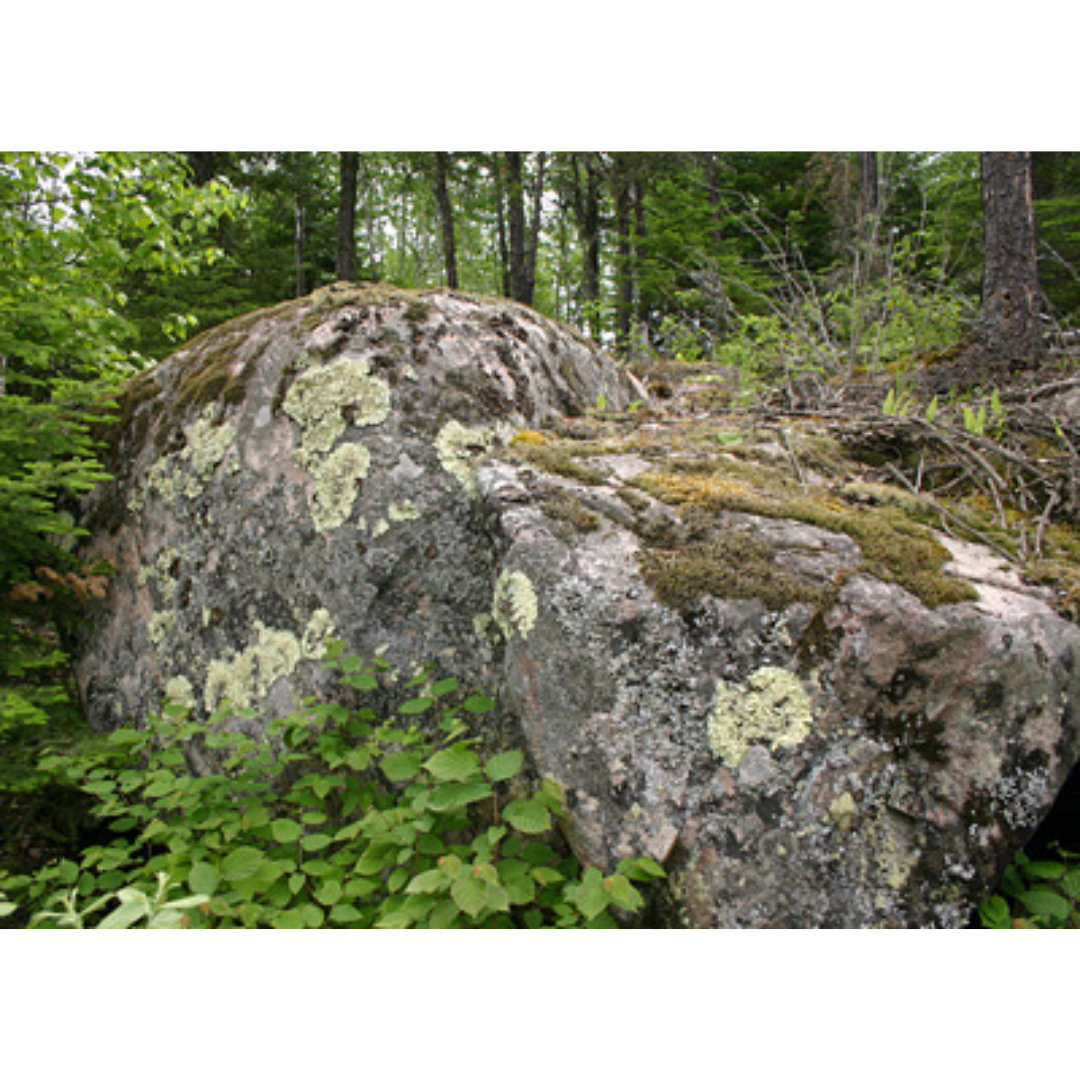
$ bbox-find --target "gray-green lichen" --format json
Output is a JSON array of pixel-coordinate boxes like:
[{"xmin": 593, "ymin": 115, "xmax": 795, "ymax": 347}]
[
  {"xmin": 163, "ymin": 675, "xmax": 197, "ymax": 712},
  {"xmin": 130, "ymin": 407, "xmax": 237, "ymax": 511},
  {"xmin": 282, "ymin": 355, "xmax": 391, "ymax": 464},
  {"xmin": 708, "ymin": 665, "xmax": 813, "ymax": 769},
  {"xmin": 203, "ymin": 621, "xmax": 303, "ymax": 715},
  {"xmin": 309, "ymin": 443, "xmax": 372, "ymax": 533},
  {"xmin": 301, "ymin": 608, "xmax": 337, "ymax": 660},
  {"xmin": 280, "ymin": 355, "xmax": 390, "ymax": 533},
  {"xmin": 491, "ymin": 569, "xmax": 539, "ymax": 641},
  {"xmin": 435, "ymin": 420, "xmax": 513, "ymax": 497}
]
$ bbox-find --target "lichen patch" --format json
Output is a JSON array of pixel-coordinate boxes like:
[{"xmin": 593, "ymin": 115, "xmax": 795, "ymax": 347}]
[
  {"xmin": 491, "ymin": 569, "xmax": 539, "ymax": 641},
  {"xmin": 282, "ymin": 355, "xmax": 391, "ymax": 464},
  {"xmin": 203, "ymin": 621, "xmax": 303, "ymax": 715},
  {"xmin": 436, "ymin": 420, "xmax": 513, "ymax": 496},
  {"xmin": 708, "ymin": 665, "xmax": 814, "ymax": 769},
  {"xmin": 309, "ymin": 443, "xmax": 372, "ymax": 533}
]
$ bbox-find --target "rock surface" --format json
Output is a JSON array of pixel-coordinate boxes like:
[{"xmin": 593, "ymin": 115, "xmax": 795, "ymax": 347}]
[{"xmin": 74, "ymin": 284, "xmax": 1080, "ymax": 927}]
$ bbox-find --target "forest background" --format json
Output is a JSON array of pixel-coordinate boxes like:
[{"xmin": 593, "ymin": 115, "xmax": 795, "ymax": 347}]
[{"xmin": 3, "ymin": 149, "xmax": 1080, "ymax": 926}]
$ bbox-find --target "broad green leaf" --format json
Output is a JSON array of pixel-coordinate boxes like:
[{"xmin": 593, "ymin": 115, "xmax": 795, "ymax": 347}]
[
  {"xmin": 605, "ymin": 873, "xmax": 643, "ymax": 912},
  {"xmin": 188, "ymin": 862, "xmax": 220, "ymax": 896},
  {"xmin": 424, "ymin": 744, "xmax": 481, "ymax": 782},
  {"xmin": 300, "ymin": 832, "xmax": 333, "ymax": 853},
  {"xmin": 270, "ymin": 818, "xmax": 303, "ymax": 844},
  {"xmin": 1019, "ymin": 887, "xmax": 1071, "ymax": 922},
  {"xmin": 431, "ymin": 677, "xmax": 459, "ymax": 696},
  {"xmin": 271, "ymin": 909, "xmax": 308, "ymax": 929},
  {"xmin": 329, "ymin": 904, "xmax": 363, "ymax": 925},
  {"xmin": 406, "ymin": 868, "xmax": 447, "ymax": 895},
  {"xmin": 462, "ymin": 694, "xmax": 496, "ymax": 714},
  {"xmin": 98, "ymin": 899, "xmax": 150, "ymax": 929},
  {"xmin": 380, "ymin": 751, "xmax": 422, "ymax": 783},
  {"xmin": 427, "ymin": 781, "xmax": 491, "ymax": 812},
  {"xmin": 503, "ymin": 797, "xmax": 552, "ymax": 835},
  {"xmin": 451, "ymin": 873, "xmax": 488, "ymax": 919},
  {"xmin": 485, "ymin": 749, "xmax": 523, "ymax": 783},
  {"xmin": 221, "ymin": 846, "xmax": 265, "ymax": 883},
  {"xmin": 618, "ymin": 855, "xmax": 666, "ymax": 881},
  {"xmin": 569, "ymin": 866, "xmax": 609, "ymax": 920},
  {"xmin": 398, "ymin": 696, "xmax": 434, "ymax": 715},
  {"xmin": 1022, "ymin": 860, "xmax": 1067, "ymax": 882},
  {"xmin": 342, "ymin": 673, "xmax": 379, "ymax": 691},
  {"xmin": 428, "ymin": 899, "xmax": 461, "ymax": 928},
  {"xmin": 315, "ymin": 878, "xmax": 343, "ymax": 906}
]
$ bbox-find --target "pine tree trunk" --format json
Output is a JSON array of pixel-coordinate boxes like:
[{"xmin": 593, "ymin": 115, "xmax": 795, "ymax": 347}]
[
  {"xmin": 433, "ymin": 153, "xmax": 459, "ymax": 289},
  {"xmin": 337, "ymin": 152, "xmax": 359, "ymax": 282},
  {"xmin": 979, "ymin": 151, "xmax": 1045, "ymax": 371},
  {"xmin": 506, "ymin": 152, "xmax": 529, "ymax": 303}
]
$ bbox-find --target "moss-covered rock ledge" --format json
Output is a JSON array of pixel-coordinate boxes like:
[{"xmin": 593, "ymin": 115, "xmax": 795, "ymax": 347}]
[
  {"xmin": 72, "ymin": 286, "xmax": 1080, "ymax": 927},
  {"xmin": 481, "ymin": 406, "xmax": 1080, "ymax": 926}
]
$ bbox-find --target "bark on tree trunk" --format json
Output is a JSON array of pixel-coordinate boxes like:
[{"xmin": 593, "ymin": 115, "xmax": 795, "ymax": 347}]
[
  {"xmin": 506, "ymin": 152, "xmax": 529, "ymax": 304},
  {"xmin": 433, "ymin": 153, "xmax": 459, "ymax": 289},
  {"xmin": 337, "ymin": 152, "xmax": 359, "ymax": 282},
  {"xmin": 979, "ymin": 151, "xmax": 1045, "ymax": 371}
]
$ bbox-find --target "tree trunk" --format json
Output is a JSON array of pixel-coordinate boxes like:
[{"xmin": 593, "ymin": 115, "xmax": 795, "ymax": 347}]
[
  {"xmin": 184, "ymin": 152, "xmax": 218, "ymax": 186},
  {"xmin": 522, "ymin": 151, "xmax": 546, "ymax": 307},
  {"xmin": 505, "ymin": 152, "xmax": 529, "ymax": 303},
  {"xmin": 570, "ymin": 154, "xmax": 604, "ymax": 339},
  {"xmin": 433, "ymin": 153, "xmax": 459, "ymax": 289},
  {"xmin": 857, "ymin": 151, "xmax": 879, "ymax": 220},
  {"xmin": 337, "ymin": 152, "xmax": 359, "ymax": 282},
  {"xmin": 979, "ymin": 151, "xmax": 1045, "ymax": 371}
]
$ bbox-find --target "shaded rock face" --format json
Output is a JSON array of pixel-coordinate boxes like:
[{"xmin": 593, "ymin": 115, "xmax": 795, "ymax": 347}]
[{"xmin": 75, "ymin": 284, "xmax": 1080, "ymax": 927}]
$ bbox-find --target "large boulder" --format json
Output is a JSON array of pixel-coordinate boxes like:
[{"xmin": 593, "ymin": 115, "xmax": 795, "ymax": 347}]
[
  {"xmin": 75, "ymin": 283, "xmax": 641, "ymax": 735},
  {"xmin": 74, "ymin": 284, "xmax": 1080, "ymax": 927}
]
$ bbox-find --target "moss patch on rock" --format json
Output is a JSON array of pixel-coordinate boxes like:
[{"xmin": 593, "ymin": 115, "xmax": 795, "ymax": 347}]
[{"xmin": 639, "ymin": 532, "xmax": 832, "ymax": 613}]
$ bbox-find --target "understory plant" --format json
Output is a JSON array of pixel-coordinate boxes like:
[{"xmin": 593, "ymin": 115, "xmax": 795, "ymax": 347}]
[
  {"xmin": 979, "ymin": 847, "xmax": 1080, "ymax": 929},
  {"xmin": 4, "ymin": 646, "xmax": 663, "ymax": 928}
]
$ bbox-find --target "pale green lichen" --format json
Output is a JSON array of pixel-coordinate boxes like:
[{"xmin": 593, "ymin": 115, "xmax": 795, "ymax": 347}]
[
  {"xmin": 301, "ymin": 608, "xmax": 336, "ymax": 660},
  {"xmin": 138, "ymin": 548, "xmax": 183, "ymax": 605},
  {"xmin": 491, "ymin": 569, "xmax": 539, "ymax": 641},
  {"xmin": 309, "ymin": 443, "xmax": 372, "ymax": 533},
  {"xmin": 182, "ymin": 410, "xmax": 236, "ymax": 482},
  {"xmin": 829, "ymin": 791, "xmax": 858, "ymax": 832},
  {"xmin": 388, "ymin": 499, "xmax": 420, "ymax": 523},
  {"xmin": 129, "ymin": 408, "xmax": 237, "ymax": 510},
  {"xmin": 435, "ymin": 420, "xmax": 513, "ymax": 497},
  {"xmin": 203, "ymin": 621, "xmax": 303, "ymax": 715},
  {"xmin": 282, "ymin": 355, "xmax": 391, "ymax": 464},
  {"xmin": 163, "ymin": 675, "xmax": 197, "ymax": 711},
  {"xmin": 708, "ymin": 666, "xmax": 813, "ymax": 769}
]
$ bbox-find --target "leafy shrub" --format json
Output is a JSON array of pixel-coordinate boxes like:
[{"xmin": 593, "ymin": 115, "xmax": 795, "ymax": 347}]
[
  {"xmin": 979, "ymin": 847, "xmax": 1080, "ymax": 929},
  {"xmin": 5, "ymin": 647, "xmax": 663, "ymax": 928}
]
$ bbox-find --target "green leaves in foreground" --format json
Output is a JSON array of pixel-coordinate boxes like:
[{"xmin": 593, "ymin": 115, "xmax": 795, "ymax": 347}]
[
  {"xmin": 979, "ymin": 847, "xmax": 1080, "ymax": 929},
  {"xmin": 8, "ymin": 651, "xmax": 664, "ymax": 928}
]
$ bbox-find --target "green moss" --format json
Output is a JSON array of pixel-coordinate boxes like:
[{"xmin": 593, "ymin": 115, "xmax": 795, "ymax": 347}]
[
  {"xmin": 542, "ymin": 492, "xmax": 601, "ymax": 536},
  {"xmin": 638, "ymin": 531, "xmax": 832, "ymax": 613},
  {"xmin": 634, "ymin": 464, "xmax": 975, "ymax": 609},
  {"xmin": 174, "ymin": 322, "xmax": 267, "ymax": 415},
  {"xmin": 508, "ymin": 440, "xmax": 608, "ymax": 485}
]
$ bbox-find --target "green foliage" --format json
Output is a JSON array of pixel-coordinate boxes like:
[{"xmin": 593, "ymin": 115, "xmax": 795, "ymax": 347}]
[
  {"xmin": 0, "ymin": 153, "xmax": 239, "ymax": 850},
  {"xmin": 979, "ymin": 847, "xmax": 1080, "ymax": 929},
  {"xmin": 5, "ymin": 651, "xmax": 663, "ymax": 928}
]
